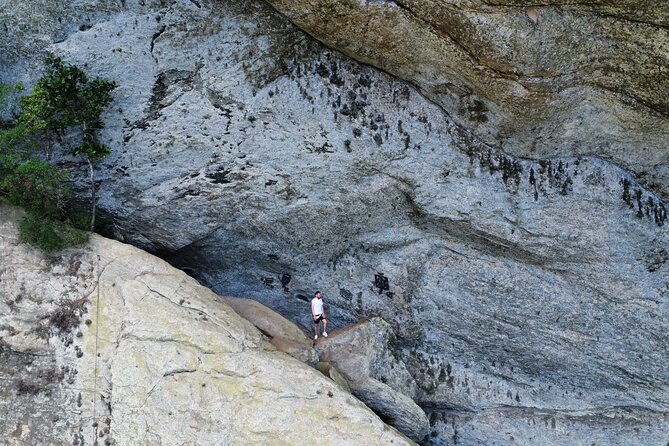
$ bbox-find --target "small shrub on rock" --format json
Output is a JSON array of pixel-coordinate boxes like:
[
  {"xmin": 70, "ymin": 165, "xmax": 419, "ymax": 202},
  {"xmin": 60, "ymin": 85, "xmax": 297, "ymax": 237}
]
[
  {"xmin": 18, "ymin": 212, "xmax": 86, "ymax": 253},
  {"xmin": 1, "ymin": 54, "xmax": 116, "ymax": 251}
]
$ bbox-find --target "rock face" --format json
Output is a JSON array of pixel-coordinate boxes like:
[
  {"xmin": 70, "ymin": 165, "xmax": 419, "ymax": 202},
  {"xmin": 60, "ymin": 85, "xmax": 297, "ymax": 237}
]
[
  {"xmin": 0, "ymin": 205, "xmax": 413, "ymax": 445},
  {"xmin": 314, "ymin": 318, "xmax": 430, "ymax": 442},
  {"xmin": 1, "ymin": 0, "xmax": 668, "ymax": 445},
  {"xmin": 316, "ymin": 362, "xmax": 351, "ymax": 393},
  {"xmin": 223, "ymin": 295, "xmax": 319, "ymax": 365},
  {"xmin": 264, "ymin": 0, "xmax": 669, "ymax": 198}
]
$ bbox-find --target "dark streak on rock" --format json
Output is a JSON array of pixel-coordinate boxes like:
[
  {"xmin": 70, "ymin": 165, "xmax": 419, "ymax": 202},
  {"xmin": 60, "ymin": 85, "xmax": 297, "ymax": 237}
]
[{"xmin": 150, "ymin": 25, "xmax": 167, "ymax": 58}]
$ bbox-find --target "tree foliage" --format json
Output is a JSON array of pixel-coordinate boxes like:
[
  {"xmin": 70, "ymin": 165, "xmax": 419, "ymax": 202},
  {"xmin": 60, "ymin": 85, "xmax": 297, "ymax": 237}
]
[
  {"xmin": 18, "ymin": 212, "xmax": 87, "ymax": 253},
  {"xmin": 1, "ymin": 159, "xmax": 70, "ymax": 217},
  {"xmin": 0, "ymin": 82, "xmax": 32, "ymax": 177},
  {"xmin": 0, "ymin": 54, "xmax": 116, "ymax": 251},
  {"xmin": 18, "ymin": 53, "xmax": 116, "ymax": 157}
]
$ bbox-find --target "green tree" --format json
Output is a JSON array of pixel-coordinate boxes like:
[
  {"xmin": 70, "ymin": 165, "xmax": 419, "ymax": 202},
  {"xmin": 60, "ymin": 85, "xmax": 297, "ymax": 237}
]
[
  {"xmin": 18, "ymin": 53, "xmax": 116, "ymax": 230},
  {"xmin": 18, "ymin": 212, "xmax": 87, "ymax": 253},
  {"xmin": 0, "ymin": 82, "xmax": 32, "ymax": 179},
  {"xmin": 0, "ymin": 55, "xmax": 116, "ymax": 252},
  {"xmin": 1, "ymin": 158, "xmax": 70, "ymax": 217}
]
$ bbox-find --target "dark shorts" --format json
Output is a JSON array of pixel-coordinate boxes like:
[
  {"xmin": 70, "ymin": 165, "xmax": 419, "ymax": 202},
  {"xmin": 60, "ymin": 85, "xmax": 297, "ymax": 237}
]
[{"xmin": 313, "ymin": 314, "xmax": 325, "ymax": 323}]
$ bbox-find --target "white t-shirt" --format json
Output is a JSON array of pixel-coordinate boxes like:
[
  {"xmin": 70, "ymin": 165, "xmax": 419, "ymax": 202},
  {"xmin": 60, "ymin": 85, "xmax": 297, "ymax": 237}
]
[{"xmin": 311, "ymin": 297, "xmax": 324, "ymax": 315}]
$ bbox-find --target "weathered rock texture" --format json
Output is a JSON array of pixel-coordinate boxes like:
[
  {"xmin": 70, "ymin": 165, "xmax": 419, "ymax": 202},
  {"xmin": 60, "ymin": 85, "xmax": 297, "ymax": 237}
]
[
  {"xmin": 265, "ymin": 0, "xmax": 669, "ymax": 198},
  {"xmin": 0, "ymin": 205, "xmax": 412, "ymax": 445},
  {"xmin": 223, "ymin": 295, "xmax": 319, "ymax": 365},
  {"xmin": 316, "ymin": 362, "xmax": 351, "ymax": 393},
  {"xmin": 1, "ymin": 0, "xmax": 668, "ymax": 444},
  {"xmin": 315, "ymin": 318, "xmax": 430, "ymax": 441}
]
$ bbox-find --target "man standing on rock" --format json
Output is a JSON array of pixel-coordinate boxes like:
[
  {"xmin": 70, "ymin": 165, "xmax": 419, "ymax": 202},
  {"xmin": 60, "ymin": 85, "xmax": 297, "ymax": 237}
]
[{"xmin": 311, "ymin": 291, "xmax": 328, "ymax": 340}]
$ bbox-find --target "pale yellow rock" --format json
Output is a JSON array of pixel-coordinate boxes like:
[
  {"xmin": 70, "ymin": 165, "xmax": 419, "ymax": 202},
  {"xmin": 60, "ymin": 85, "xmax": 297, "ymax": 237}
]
[
  {"xmin": 222, "ymin": 296, "xmax": 311, "ymax": 346},
  {"xmin": 316, "ymin": 361, "xmax": 352, "ymax": 393},
  {"xmin": 526, "ymin": 7, "xmax": 539, "ymax": 24},
  {"xmin": 0, "ymin": 206, "xmax": 413, "ymax": 446}
]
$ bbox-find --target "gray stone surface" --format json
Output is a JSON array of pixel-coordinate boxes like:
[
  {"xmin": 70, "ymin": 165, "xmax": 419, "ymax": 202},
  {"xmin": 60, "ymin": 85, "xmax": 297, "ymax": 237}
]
[
  {"xmin": 425, "ymin": 405, "xmax": 669, "ymax": 446},
  {"xmin": 315, "ymin": 318, "xmax": 430, "ymax": 442},
  {"xmin": 265, "ymin": 0, "xmax": 669, "ymax": 198},
  {"xmin": 1, "ymin": 0, "xmax": 668, "ymax": 444}
]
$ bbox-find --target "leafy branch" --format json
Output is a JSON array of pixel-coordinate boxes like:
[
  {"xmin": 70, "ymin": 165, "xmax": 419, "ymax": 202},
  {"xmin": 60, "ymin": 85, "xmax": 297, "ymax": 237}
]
[{"xmin": 0, "ymin": 54, "xmax": 117, "ymax": 251}]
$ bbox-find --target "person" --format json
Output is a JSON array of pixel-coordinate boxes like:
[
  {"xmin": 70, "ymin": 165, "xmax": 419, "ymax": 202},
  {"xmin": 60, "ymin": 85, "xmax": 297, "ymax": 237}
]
[{"xmin": 311, "ymin": 291, "xmax": 328, "ymax": 340}]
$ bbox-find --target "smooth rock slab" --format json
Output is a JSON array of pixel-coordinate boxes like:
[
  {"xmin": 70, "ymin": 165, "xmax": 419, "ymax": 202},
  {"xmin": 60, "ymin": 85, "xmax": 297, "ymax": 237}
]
[
  {"xmin": 223, "ymin": 295, "xmax": 312, "ymax": 346},
  {"xmin": 223, "ymin": 295, "xmax": 318, "ymax": 365}
]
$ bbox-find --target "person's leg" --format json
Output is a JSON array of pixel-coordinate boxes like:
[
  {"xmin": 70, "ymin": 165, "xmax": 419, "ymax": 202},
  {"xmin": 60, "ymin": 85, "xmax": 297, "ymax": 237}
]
[
  {"xmin": 313, "ymin": 321, "xmax": 318, "ymax": 339},
  {"xmin": 322, "ymin": 318, "xmax": 328, "ymax": 336}
]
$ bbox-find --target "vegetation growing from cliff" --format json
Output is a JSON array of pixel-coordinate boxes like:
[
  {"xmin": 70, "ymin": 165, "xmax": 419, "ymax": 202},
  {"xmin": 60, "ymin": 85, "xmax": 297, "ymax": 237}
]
[{"xmin": 0, "ymin": 54, "xmax": 116, "ymax": 251}]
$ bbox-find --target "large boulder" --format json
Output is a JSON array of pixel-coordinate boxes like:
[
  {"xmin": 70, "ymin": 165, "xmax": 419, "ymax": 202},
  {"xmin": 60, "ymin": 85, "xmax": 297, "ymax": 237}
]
[
  {"xmin": 314, "ymin": 318, "xmax": 430, "ymax": 442},
  {"xmin": 0, "ymin": 205, "xmax": 413, "ymax": 446},
  {"xmin": 223, "ymin": 296, "xmax": 318, "ymax": 365},
  {"xmin": 223, "ymin": 295, "xmax": 311, "ymax": 344},
  {"xmin": 269, "ymin": 336, "xmax": 319, "ymax": 366},
  {"xmin": 316, "ymin": 361, "xmax": 352, "ymax": 393}
]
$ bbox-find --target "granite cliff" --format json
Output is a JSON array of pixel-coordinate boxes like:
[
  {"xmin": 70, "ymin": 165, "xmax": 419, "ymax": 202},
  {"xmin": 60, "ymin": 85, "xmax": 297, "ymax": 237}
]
[{"xmin": 1, "ymin": 0, "xmax": 667, "ymax": 444}]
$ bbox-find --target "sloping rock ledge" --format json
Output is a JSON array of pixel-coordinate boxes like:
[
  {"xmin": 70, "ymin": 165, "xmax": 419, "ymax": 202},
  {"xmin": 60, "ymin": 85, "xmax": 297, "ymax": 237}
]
[{"xmin": 0, "ymin": 205, "xmax": 413, "ymax": 446}]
